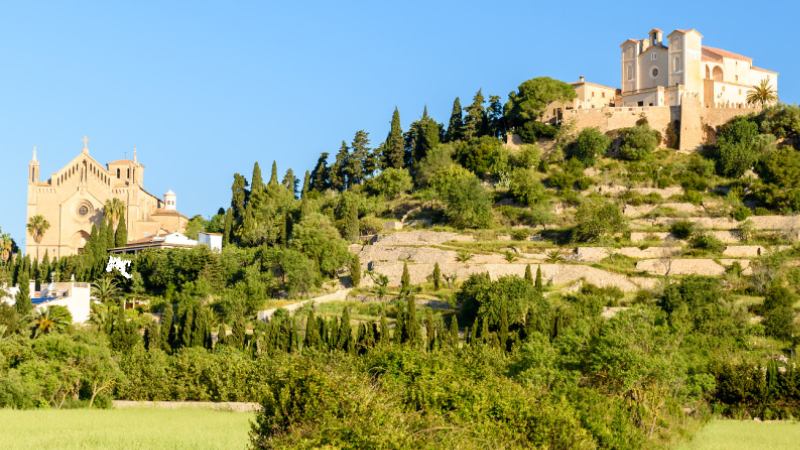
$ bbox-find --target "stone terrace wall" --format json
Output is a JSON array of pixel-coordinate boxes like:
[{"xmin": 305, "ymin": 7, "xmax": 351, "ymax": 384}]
[{"xmin": 563, "ymin": 106, "xmax": 676, "ymax": 145}]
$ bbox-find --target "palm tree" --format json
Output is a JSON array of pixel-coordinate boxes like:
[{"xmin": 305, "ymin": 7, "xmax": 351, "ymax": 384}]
[
  {"xmin": 26, "ymin": 215, "xmax": 50, "ymax": 260},
  {"xmin": 746, "ymin": 79, "xmax": 777, "ymax": 108},
  {"xmin": 32, "ymin": 306, "xmax": 71, "ymax": 338},
  {"xmin": 103, "ymin": 198, "xmax": 125, "ymax": 230},
  {"xmin": 0, "ymin": 232, "xmax": 13, "ymax": 264},
  {"xmin": 92, "ymin": 277, "xmax": 119, "ymax": 304}
]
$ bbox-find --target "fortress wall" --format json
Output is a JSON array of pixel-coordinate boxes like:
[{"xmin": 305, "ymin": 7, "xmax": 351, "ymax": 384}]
[{"xmin": 564, "ymin": 106, "xmax": 676, "ymax": 145}]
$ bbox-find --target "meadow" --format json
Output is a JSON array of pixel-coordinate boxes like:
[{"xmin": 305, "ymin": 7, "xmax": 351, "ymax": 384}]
[
  {"xmin": 678, "ymin": 420, "xmax": 800, "ymax": 450},
  {"xmin": 0, "ymin": 408, "xmax": 253, "ymax": 450}
]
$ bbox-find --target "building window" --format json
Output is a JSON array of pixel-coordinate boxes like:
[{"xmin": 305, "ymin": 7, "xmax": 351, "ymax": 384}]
[
  {"xmin": 116, "ymin": 169, "xmax": 120, "ymax": 178},
  {"xmin": 127, "ymin": 168, "xmax": 131, "ymax": 178},
  {"xmin": 673, "ymin": 56, "xmax": 682, "ymax": 72},
  {"xmin": 626, "ymin": 64, "xmax": 633, "ymax": 81},
  {"xmin": 591, "ymin": 91, "xmax": 595, "ymax": 97},
  {"xmin": 651, "ymin": 53, "xmax": 657, "ymax": 61},
  {"xmin": 601, "ymin": 92, "xmax": 606, "ymax": 98},
  {"xmin": 650, "ymin": 67, "xmax": 659, "ymax": 78}
]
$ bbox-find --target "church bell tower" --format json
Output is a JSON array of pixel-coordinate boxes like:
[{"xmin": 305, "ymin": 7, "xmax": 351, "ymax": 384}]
[{"xmin": 28, "ymin": 146, "xmax": 40, "ymax": 184}]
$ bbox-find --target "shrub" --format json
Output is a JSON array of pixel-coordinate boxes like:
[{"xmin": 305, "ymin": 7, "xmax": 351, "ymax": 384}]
[
  {"xmin": 617, "ymin": 125, "xmax": 660, "ymax": 161},
  {"xmin": 508, "ymin": 168, "xmax": 548, "ymax": 207},
  {"xmin": 431, "ymin": 165, "xmax": 493, "ymax": 229},
  {"xmin": 573, "ymin": 196, "xmax": 627, "ymax": 243},
  {"xmin": 366, "ymin": 168, "xmax": 412, "ymax": 199},
  {"xmin": 565, "ymin": 127, "xmax": 610, "ymax": 166},
  {"xmin": 511, "ymin": 144, "xmax": 541, "ymax": 169},
  {"xmin": 453, "ymin": 136, "xmax": 509, "ymax": 180},
  {"xmin": 510, "ymin": 228, "xmax": 531, "ymax": 241},
  {"xmin": 715, "ymin": 117, "xmax": 760, "ymax": 177},
  {"xmin": 688, "ymin": 232, "xmax": 725, "ymax": 254},
  {"xmin": 669, "ymin": 220, "xmax": 695, "ymax": 239}
]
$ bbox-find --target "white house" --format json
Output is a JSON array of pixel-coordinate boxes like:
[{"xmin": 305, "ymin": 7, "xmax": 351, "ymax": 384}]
[{"xmin": 2, "ymin": 280, "xmax": 92, "ymax": 324}]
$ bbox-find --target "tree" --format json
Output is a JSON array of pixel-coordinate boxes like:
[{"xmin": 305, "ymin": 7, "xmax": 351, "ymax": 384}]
[
  {"xmin": 524, "ymin": 264, "xmax": 532, "ymax": 283},
  {"xmin": 406, "ymin": 107, "xmax": 441, "ymax": 170},
  {"xmin": 290, "ymin": 213, "xmax": 351, "ymax": 277},
  {"xmin": 487, "ymin": 95, "xmax": 506, "ymax": 138},
  {"xmin": 350, "ymin": 255, "xmax": 361, "ymax": 288},
  {"xmin": 573, "ymin": 196, "xmax": 627, "ymax": 243},
  {"xmin": 400, "ymin": 262, "xmax": 411, "ymax": 293},
  {"xmin": 269, "ymin": 161, "xmax": 279, "ymax": 186},
  {"xmin": 535, "ymin": 265, "xmax": 543, "ymax": 292},
  {"xmin": 430, "ymin": 165, "xmax": 493, "ymax": 229},
  {"xmin": 504, "ymin": 77, "xmax": 575, "ymax": 129},
  {"xmin": 349, "ymin": 130, "xmax": 371, "ymax": 183},
  {"xmin": 509, "ymin": 168, "xmax": 547, "ymax": 207},
  {"xmin": 304, "ymin": 308, "xmax": 320, "ymax": 349},
  {"xmin": 715, "ymin": 118, "xmax": 760, "ymax": 177},
  {"xmin": 432, "ymin": 262, "xmax": 441, "ymax": 290},
  {"xmin": 310, "ymin": 153, "xmax": 331, "ymax": 192},
  {"xmin": 453, "ymin": 136, "xmax": 508, "ymax": 180},
  {"xmin": 747, "ymin": 78, "xmax": 777, "ymax": 108},
  {"xmin": 32, "ymin": 305, "xmax": 72, "ymax": 337},
  {"xmin": 762, "ymin": 285, "xmax": 796, "ymax": 340},
  {"xmin": 282, "ymin": 169, "xmax": 298, "ymax": 198},
  {"xmin": 114, "ymin": 212, "xmax": 128, "ymax": 247},
  {"xmin": 103, "ymin": 198, "xmax": 125, "ymax": 232},
  {"xmin": 382, "ymin": 108, "xmax": 405, "ymax": 169},
  {"xmin": 92, "ymin": 277, "xmax": 119, "ymax": 305},
  {"xmin": 14, "ymin": 271, "xmax": 31, "ymax": 317},
  {"xmin": 444, "ymin": 97, "xmax": 465, "ymax": 143},
  {"xmin": 301, "ymin": 170, "xmax": 311, "ymax": 198},
  {"xmin": 330, "ymin": 141, "xmax": 349, "ymax": 191},
  {"xmin": 26, "ymin": 214, "xmax": 50, "ymax": 260},
  {"xmin": 231, "ymin": 173, "xmax": 248, "ymax": 222},
  {"xmin": 463, "ymin": 89, "xmax": 488, "ymax": 139},
  {"xmin": 566, "ymin": 127, "xmax": 610, "ymax": 166},
  {"xmin": 161, "ymin": 303, "xmax": 175, "ymax": 351},
  {"xmin": 617, "ymin": 124, "xmax": 659, "ymax": 161},
  {"xmin": 365, "ymin": 167, "xmax": 412, "ymax": 199}
]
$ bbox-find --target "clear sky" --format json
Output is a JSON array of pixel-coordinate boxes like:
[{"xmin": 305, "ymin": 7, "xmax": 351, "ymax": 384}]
[{"xmin": 1, "ymin": 1, "xmax": 796, "ymax": 248}]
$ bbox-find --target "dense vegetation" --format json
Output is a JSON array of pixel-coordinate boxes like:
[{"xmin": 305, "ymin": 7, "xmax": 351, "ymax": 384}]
[{"xmin": 3, "ymin": 77, "xmax": 800, "ymax": 448}]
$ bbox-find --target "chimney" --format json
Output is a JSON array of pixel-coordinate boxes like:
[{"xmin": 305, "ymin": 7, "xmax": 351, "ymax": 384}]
[{"xmin": 578, "ymin": 75, "xmax": 585, "ymax": 83}]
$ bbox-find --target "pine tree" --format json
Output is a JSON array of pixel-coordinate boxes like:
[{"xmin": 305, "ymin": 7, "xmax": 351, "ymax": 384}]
[
  {"xmin": 350, "ymin": 255, "xmax": 361, "ymax": 288},
  {"xmin": 115, "ymin": 213, "xmax": 128, "ymax": 247},
  {"xmin": 432, "ymin": 262, "xmax": 441, "ymax": 290},
  {"xmin": 282, "ymin": 169, "xmax": 297, "ymax": 198},
  {"xmin": 535, "ymin": 265, "xmax": 543, "ymax": 292},
  {"xmin": 463, "ymin": 89, "xmax": 487, "ymax": 139},
  {"xmin": 524, "ymin": 264, "xmax": 533, "ymax": 283},
  {"xmin": 14, "ymin": 271, "xmax": 31, "ymax": 317},
  {"xmin": 487, "ymin": 94, "xmax": 506, "ymax": 138},
  {"xmin": 445, "ymin": 97, "xmax": 464, "ymax": 142},
  {"xmin": 310, "ymin": 153, "xmax": 330, "ymax": 192},
  {"xmin": 348, "ymin": 130, "xmax": 369, "ymax": 185},
  {"xmin": 400, "ymin": 261, "xmax": 411, "ymax": 293},
  {"xmin": 382, "ymin": 108, "xmax": 405, "ymax": 169},
  {"xmin": 330, "ymin": 141, "xmax": 349, "ymax": 191},
  {"xmin": 407, "ymin": 106, "xmax": 441, "ymax": 169}
]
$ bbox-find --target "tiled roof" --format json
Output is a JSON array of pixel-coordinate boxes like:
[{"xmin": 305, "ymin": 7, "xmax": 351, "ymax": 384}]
[{"xmin": 702, "ymin": 46, "xmax": 752, "ymax": 63}]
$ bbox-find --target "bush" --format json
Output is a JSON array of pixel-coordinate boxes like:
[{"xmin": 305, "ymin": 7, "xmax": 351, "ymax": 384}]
[
  {"xmin": 510, "ymin": 144, "xmax": 541, "ymax": 169},
  {"xmin": 688, "ymin": 232, "xmax": 725, "ymax": 254},
  {"xmin": 366, "ymin": 168, "xmax": 412, "ymax": 199},
  {"xmin": 431, "ymin": 165, "xmax": 493, "ymax": 229},
  {"xmin": 565, "ymin": 127, "xmax": 610, "ymax": 166},
  {"xmin": 508, "ymin": 167, "xmax": 548, "ymax": 207},
  {"xmin": 715, "ymin": 117, "xmax": 760, "ymax": 177},
  {"xmin": 453, "ymin": 136, "xmax": 509, "ymax": 180},
  {"xmin": 753, "ymin": 146, "xmax": 800, "ymax": 212},
  {"xmin": 669, "ymin": 220, "xmax": 695, "ymax": 239},
  {"xmin": 617, "ymin": 125, "xmax": 660, "ymax": 161},
  {"xmin": 573, "ymin": 196, "xmax": 627, "ymax": 243}
]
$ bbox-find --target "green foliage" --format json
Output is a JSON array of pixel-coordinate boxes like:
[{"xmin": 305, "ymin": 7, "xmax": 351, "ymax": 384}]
[
  {"xmin": 430, "ymin": 165, "xmax": 493, "ymax": 229},
  {"xmin": 349, "ymin": 255, "xmax": 361, "ymax": 288},
  {"xmin": 14, "ymin": 271, "xmax": 31, "ymax": 317},
  {"xmin": 365, "ymin": 167, "xmax": 412, "ymax": 199},
  {"xmin": 382, "ymin": 108, "xmax": 405, "ymax": 169},
  {"xmin": 565, "ymin": 127, "xmax": 610, "ymax": 166},
  {"xmin": 688, "ymin": 232, "xmax": 725, "ymax": 254},
  {"xmin": 754, "ymin": 146, "xmax": 800, "ymax": 211},
  {"xmin": 762, "ymin": 284, "xmax": 796, "ymax": 340},
  {"xmin": 670, "ymin": 220, "xmax": 696, "ymax": 239},
  {"xmin": 616, "ymin": 124, "xmax": 660, "ymax": 161},
  {"xmin": 508, "ymin": 167, "xmax": 547, "ymax": 207},
  {"xmin": 452, "ymin": 136, "xmax": 508, "ymax": 180},
  {"xmin": 572, "ymin": 196, "xmax": 626, "ymax": 243},
  {"xmin": 504, "ymin": 77, "xmax": 575, "ymax": 140},
  {"xmin": 290, "ymin": 213, "xmax": 350, "ymax": 277},
  {"xmin": 716, "ymin": 118, "xmax": 761, "ymax": 177}
]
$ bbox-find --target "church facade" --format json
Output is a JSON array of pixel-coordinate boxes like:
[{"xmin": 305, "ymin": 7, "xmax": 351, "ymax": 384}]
[
  {"xmin": 26, "ymin": 137, "xmax": 187, "ymax": 259},
  {"xmin": 620, "ymin": 28, "xmax": 778, "ymax": 108}
]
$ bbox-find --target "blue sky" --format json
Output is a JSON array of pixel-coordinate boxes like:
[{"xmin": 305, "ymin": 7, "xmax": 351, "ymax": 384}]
[{"xmin": 1, "ymin": 1, "xmax": 796, "ymax": 247}]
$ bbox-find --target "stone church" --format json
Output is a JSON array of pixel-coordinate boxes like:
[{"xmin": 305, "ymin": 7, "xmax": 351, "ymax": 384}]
[{"xmin": 26, "ymin": 137, "xmax": 187, "ymax": 259}]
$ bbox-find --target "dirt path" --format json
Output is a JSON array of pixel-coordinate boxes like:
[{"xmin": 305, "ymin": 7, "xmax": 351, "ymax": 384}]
[{"xmin": 256, "ymin": 288, "xmax": 352, "ymax": 321}]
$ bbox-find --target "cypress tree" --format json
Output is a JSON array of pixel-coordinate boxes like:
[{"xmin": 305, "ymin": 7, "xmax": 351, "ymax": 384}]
[
  {"xmin": 115, "ymin": 212, "xmax": 128, "ymax": 247},
  {"xmin": 469, "ymin": 323, "xmax": 478, "ymax": 345},
  {"xmin": 310, "ymin": 153, "xmax": 330, "ymax": 192},
  {"xmin": 350, "ymin": 255, "xmax": 361, "ymax": 288},
  {"xmin": 445, "ymin": 97, "xmax": 464, "ymax": 142},
  {"xmin": 144, "ymin": 321, "xmax": 161, "ymax": 351},
  {"xmin": 269, "ymin": 161, "xmax": 279, "ymax": 186},
  {"xmin": 251, "ymin": 162, "xmax": 265, "ymax": 195},
  {"xmin": 499, "ymin": 305, "xmax": 510, "ymax": 351},
  {"xmin": 348, "ymin": 130, "xmax": 369, "ymax": 185},
  {"xmin": 524, "ymin": 264, "xmax": 533, "ymax": 283},
  {"xmin": 14, "ymin": 271, "xmax": 31, "ymax": 317},
  {"xmin": 216, "ymin": 323, "xmax": 227, "ymax": 347},
  {"xmin": 394, "ymin": 309, "xmax": 405, "ymax": 344},
  {"xmin": 282, "ymin": 169, "xmax": 297, "ymax": 198},
  {"xmin": 330, "ymin": 141, "xmax": 349, "ymax": 191},
  {"xmin": 405, "ymin": 296, "xmax": 419, "ymax": 345},
  {"xmin": 449, "ymin": 316, "xmax": 459, "ymax": 347},
  {"xmin": 379, "ymin": 312, "xmax": 389, "ymax": 344},
  {"xmin": 161, "ymin": 303, "xmax": 174, "ymax": 351},
  {"xmin": 230, "ymin": 173, "xmax": 248, "ymax": 222},
  {"xmin": 535, "ymin": 265, "xmax": 543, "ymax": 292},
  {"xmin": 343, "ymin": 200, "xmax": 359, "ymax": 243},
  {"xmin": 232, "ymin": 316, "xmax": 246, "ymax": 350},
  {"xmin": 301, "ymin": 170, "xmax": 311, "ymax": 198},
  {"xmin": 304, "ymin": 308, "xmax": 320, "ymax": 349},
  {"xmin": 222, "ymin": 208, "xmax": 233, "ymax": 245},
  {"xmin": 432, "ymin": 262, "xmax": 441, "ymax": 290},
  {"xmin": 382, "ymin": 108, "xmax": 405, "ymax": 169},
  {"xmin": 339, "ymin": 308, "xmax": 352, "ymax": 351},
  {"xmin": 180, "ymin": 306, "xmax": 194, "ymax": 349},
  {"xmin": 425, "ymin": 311, "xmax": 436, "ymax": 352},
  {"xmin": 400, "ymin": 261, "xmax": 411, "ymax": 293},
  {"xmin": 479, "ymin": 316, "xmax": 490, "ymax": 344},
  {"xmin": 104, "ymin": 218, "xmax": 115, "ymax": 250}
]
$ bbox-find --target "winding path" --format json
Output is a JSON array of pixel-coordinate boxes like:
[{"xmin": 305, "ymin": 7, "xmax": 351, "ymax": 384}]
[{"xmin": 256, "ymin": 288, "xmax": 352, "ymax": 321}]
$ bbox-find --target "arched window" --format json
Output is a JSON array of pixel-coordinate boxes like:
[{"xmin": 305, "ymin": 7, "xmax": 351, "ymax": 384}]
[
  {"xmin": 712, "ymin": 66, "xmax": 724, "ymax": 82},
  {"xmin": 117, "ymin": 168, "xmax": 120, "ymax": 178}
]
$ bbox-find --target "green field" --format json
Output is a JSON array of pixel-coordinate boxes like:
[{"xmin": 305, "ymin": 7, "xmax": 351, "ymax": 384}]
[
  {"xmin": 0, "ymin": 408, "xmax": 253, "ymax": 450},
  {"xmin": 678, "ymin": 420, "xmax": 800, "ymax": 450}
]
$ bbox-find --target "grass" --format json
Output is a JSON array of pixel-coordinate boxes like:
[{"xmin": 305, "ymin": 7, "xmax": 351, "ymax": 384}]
[
  {"xmin": 676, "ymin": 420, "xmax": 800, "ymax": 450},
  {"xmin": 0, "ymin": 408, "xmax": 253, "ymax": 450}
]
